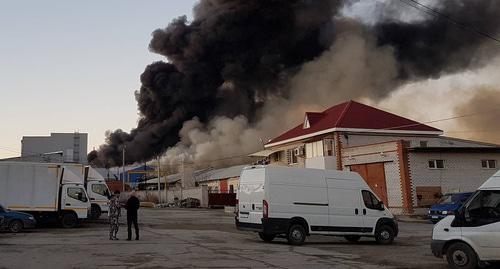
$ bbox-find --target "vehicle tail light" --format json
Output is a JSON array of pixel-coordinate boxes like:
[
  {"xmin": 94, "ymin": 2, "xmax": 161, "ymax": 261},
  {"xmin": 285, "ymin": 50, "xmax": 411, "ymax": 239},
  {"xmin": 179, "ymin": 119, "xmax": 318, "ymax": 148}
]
[{"xmin": 263, "ymin": 199, "xmax": 269, "ymax": 219}]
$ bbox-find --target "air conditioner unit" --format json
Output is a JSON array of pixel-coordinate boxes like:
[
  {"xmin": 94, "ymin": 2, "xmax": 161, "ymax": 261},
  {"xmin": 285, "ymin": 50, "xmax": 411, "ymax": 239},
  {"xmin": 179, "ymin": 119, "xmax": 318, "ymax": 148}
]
[{"xmin": 294, "ymin": 146, "xmax": 305, "ymax": 157}]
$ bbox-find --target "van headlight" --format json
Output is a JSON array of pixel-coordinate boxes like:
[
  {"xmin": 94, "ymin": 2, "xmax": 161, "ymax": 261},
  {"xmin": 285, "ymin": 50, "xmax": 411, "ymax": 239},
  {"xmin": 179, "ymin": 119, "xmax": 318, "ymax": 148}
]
[
  {"xmin": 28, "ymin": 216, "xmax": 35, "ymax": 220},
  {"xmin": 441, "ymin": 211, "xmax": 448, "ymax": 215}
]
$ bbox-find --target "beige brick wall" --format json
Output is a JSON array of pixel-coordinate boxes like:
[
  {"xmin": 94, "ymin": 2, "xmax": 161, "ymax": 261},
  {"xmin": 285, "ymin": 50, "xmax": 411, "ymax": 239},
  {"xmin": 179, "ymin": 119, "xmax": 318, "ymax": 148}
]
[{"xmin": 408, "ymin": 152, "xmax": 500, "ymax": 207}]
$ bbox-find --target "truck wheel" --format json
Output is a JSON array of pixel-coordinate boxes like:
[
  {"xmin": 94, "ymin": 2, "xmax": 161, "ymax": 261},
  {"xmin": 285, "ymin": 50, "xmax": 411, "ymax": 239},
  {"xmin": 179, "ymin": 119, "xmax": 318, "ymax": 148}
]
[
  {"xmin": 344, "ymin": 235, "xmax": 361, "ymax": 243},
  {"xmin": 61, "ymin": 213, "xmax": 78, "ymax": 228},
  {"xmin": 446, "ymin": 242, "xmax": 478, "ymax": 269},
  {"xmin": 90, "ymin": 205, "xmax": 101, "ymax": 220},
  {"xmin": 287, "ymin": 224, "xmax": 306, "ymax": 246},
  {"xmin": 258, "ymin": 232, "xmax": 276, "ymax": 242},
  {"xmin": 9, "ymin": 220, "xmax": 23, "ymax": 233},
  {"xmin": 375, "ymin": 225, "xmax": 395, "ymax": 245}
]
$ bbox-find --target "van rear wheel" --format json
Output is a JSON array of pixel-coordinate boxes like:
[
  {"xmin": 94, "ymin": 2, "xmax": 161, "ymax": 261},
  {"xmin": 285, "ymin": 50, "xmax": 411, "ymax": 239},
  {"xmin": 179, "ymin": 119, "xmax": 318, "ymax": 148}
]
[
  {"xmin": 258, "ymin": 232, "xmax": 276, "ymax": 242},
  {"xmin": 446, "ymin": 242, "xmax": 478, "ymax": 269},
  {"xmin": 287, "ymin": 224, "xmax": 306, "ymax": 246},
  {"xmin": 344, "ymin": 235, "xmax": 361, "ymax": 243},
  {"xmin": 375, "ymin": 225, "xmax": 395, "ymax": 245}
]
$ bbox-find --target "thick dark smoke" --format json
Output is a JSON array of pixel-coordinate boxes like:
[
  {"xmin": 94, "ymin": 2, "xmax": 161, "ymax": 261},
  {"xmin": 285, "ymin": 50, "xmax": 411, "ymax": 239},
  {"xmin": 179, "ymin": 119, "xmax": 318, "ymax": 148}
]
[{"xmin": 89, "ymin": 0, "xmax": 500, "ymax": 166}]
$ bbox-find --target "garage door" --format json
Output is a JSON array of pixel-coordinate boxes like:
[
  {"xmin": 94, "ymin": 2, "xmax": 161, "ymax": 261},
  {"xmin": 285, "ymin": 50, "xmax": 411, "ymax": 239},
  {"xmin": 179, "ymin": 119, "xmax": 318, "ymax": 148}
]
[{"xmin": 350, "ymin": 163, "xmax": 388, "ymax": 205}]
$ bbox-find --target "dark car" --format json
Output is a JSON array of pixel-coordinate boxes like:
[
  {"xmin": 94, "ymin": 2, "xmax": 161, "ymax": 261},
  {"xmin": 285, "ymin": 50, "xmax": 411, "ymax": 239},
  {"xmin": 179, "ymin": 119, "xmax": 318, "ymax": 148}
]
[
  {"xmin": 428, "ymin": 192, "xmax": 473, "ymax": 223},
  {"xmin": 0, "ymin": 204, "xmax": 37, "ymax": 233}
]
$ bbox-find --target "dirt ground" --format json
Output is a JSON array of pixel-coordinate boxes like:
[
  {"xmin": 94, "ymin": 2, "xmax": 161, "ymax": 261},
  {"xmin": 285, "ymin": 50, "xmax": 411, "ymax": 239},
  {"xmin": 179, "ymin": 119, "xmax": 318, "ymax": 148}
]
[{"xmin": 0, "ymin": 208, "xmax": 475, "ymax": 268}]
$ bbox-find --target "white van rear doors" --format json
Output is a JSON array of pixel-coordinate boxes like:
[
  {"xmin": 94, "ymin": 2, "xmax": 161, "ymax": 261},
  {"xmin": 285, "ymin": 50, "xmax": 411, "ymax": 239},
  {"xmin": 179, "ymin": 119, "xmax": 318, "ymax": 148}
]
[{"xmin": 238, "ymin": 168, "xmax": 265, "ymax": 225}]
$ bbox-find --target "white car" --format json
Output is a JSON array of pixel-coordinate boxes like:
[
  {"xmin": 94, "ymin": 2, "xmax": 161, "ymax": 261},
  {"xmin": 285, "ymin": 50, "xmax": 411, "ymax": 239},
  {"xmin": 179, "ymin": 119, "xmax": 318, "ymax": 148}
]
[
  {"xmin": 236, "ymin": 166, "xmax": 398, "ymax": 245},
  {"xmin": 432, "ymin": 170, "xmax": 500, "ymax": 269}
]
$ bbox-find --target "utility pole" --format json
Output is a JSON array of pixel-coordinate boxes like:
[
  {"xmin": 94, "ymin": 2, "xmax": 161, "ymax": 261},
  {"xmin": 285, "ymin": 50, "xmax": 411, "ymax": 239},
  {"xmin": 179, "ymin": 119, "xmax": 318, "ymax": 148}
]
[
  {"xmin": 157, "ymin": 156, "xmax": 161, "ymax": 204},
  {"xmin": 122, "ymin": 145, "xmax": 126, "ymax": 192}
]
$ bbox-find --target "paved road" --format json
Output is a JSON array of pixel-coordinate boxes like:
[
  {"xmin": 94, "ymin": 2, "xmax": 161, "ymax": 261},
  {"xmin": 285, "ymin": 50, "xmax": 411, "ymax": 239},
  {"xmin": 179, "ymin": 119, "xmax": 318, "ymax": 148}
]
[{"xmin": 0, "ymin": 208, "xmax": 448, "ymax": 268}]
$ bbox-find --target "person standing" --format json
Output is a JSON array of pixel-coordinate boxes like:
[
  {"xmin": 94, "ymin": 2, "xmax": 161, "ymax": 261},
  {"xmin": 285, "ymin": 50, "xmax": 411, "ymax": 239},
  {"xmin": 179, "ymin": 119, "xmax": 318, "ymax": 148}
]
[
  {"xmin": 108, "ymin": 191, "xmax": 121, "ymax": 240},
  {"xmin": 126, "ymin": 190, "xmax": 140, "ymax": 241}
]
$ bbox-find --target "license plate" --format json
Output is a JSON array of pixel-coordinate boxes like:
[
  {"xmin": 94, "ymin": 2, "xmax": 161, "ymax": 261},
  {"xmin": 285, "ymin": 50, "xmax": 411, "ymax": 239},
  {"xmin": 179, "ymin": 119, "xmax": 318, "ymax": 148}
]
[{"xmin": 431, "ymin": 216, "xmax": 439, "ymax": 219}]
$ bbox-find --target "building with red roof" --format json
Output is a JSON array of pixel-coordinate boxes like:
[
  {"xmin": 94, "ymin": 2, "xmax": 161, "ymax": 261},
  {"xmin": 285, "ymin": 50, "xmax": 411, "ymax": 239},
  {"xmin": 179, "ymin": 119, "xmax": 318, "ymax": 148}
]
[{"xmin": 251, "ymin": 100, "xmax": 500, "ymax": 215}]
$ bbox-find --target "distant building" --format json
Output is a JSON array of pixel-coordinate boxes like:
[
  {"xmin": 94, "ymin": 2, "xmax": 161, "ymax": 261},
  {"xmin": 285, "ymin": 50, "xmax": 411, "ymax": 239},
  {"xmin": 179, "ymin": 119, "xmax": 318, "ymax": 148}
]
[
  {"xmin": 21, "ymin": 132, "xmax": 88, "ymax": 164},
  {"xmin": 252, "ymin": 100, "xmax": 500, "ymax": 215}
]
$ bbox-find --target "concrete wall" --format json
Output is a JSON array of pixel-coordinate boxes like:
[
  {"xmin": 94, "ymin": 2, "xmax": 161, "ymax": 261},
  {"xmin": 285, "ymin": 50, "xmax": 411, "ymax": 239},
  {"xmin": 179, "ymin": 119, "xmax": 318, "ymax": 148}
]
[
  {"xmin": 408, "ymin": 152, "xmax": 500, "ymax": 208},
  {"xmin": 21, "ymin": 133, "xmax": 88, "ymax": 164},
  {"xmin": 124, "ymin": 185, "xmax": 209, "ymax": 207}
]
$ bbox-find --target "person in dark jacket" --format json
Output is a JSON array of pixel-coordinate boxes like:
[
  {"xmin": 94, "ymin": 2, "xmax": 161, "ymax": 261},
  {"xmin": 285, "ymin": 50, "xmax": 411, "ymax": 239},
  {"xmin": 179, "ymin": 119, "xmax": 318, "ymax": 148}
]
[{"xmin": 125, "ymin": 190, "xmax": 140, "ymax": 241}]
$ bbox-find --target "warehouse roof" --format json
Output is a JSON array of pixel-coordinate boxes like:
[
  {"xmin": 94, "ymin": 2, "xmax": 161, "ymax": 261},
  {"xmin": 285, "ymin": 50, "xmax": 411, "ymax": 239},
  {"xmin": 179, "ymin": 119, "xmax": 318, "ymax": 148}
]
[{"xmin": 266, "ymin": 100, "xmax": 442, "ymax": 147}]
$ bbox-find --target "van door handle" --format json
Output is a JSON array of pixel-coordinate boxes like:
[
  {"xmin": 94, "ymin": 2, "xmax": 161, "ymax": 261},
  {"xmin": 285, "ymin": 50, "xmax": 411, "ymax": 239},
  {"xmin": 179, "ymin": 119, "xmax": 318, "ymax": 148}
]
[
  {"xmin": 444, "ymin": 228, "xmax": 449, "ymax": 232},
  {"xmin": 90, "ymin": 198, "xmax": 95, "ymax": 201},
  {"xmin": 355, "ymin": 209, "xmax": 359, "ymax": 215},
  {"xmin": 363, "ymin": 209, "xmax": 367, "ymax": 215},
  {"xmin": 252, "ymin": 204, "xmax": 255, "ymax": 210},
  {"xmin": 66, "ymin": 203, "xmax": 71, "ymax": 206}
]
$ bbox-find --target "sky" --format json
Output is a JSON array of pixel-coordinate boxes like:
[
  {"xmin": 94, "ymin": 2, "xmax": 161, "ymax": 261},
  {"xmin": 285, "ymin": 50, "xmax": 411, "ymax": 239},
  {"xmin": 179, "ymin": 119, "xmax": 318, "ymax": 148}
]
[{"xmin": 0, "ymin": 0, "xmax": 198, "ymax": 159}]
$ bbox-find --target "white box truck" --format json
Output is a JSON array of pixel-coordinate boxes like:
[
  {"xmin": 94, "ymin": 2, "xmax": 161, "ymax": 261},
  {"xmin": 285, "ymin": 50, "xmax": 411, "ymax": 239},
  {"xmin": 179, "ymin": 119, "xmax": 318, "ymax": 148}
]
[
  {"xmin": 236, "ymin": 166, "xmax": 398, "ymax": 245},
  {"xmin": 431, "ymin": 170, "xmax": 500, "ymax": 269},
  {"xmin": 65, "ymin": 164, "xmax": 111, "ymax": 219},
  {"xmin": 0, "ymin": 162, "xmax": 91, "ymax": 228}
]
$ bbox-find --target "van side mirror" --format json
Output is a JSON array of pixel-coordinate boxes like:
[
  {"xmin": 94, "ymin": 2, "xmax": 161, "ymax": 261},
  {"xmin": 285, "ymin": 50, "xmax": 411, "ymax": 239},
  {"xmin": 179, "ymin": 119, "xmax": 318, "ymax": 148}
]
[{"xmin": 377, "ymin": 201, "xmax": 385, "ymax": 211}]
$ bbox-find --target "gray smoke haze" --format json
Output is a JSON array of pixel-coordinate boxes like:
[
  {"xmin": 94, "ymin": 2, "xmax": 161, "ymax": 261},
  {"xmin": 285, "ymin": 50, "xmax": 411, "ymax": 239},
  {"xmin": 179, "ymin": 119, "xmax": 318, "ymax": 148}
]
[
  {"xmin": 454, "ymin": 87, "xmax": 500, "ymax": 145},
  {"xmin": 89, "ymin": 0, "xmax": 500, "ymax": 167}
]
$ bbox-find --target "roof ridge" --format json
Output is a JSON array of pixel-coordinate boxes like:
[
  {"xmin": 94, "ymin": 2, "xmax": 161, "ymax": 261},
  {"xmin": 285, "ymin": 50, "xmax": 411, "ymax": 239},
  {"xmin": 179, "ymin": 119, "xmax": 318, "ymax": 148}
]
[{"xmin": 334, "ymin": 100, "xmax": 353, "ymax": 127}]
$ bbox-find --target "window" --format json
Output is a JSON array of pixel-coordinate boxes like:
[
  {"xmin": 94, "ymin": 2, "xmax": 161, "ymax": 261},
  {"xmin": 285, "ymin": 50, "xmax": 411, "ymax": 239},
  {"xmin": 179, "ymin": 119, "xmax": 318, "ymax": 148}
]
[
  {"xmin": 287, "ymin": 149, "xmax": 298, "ymax": 164},
  {"xmin": 428, "ymin": 159, "xmax": 445, "ymax": 169},
  {"xmin": 68, "ymin": 187, "xmax": 88, "ymax": 202},
  {"xmin": 229, "ymin": 185, "xmax": 234, "ymax": 194},
  {"xmin": 465, "ymin": 190, "xmax": 500, "ymax": 226},
  {"xmin": 323, "ymin": 139, "xmax": 334, "ymax": 156},
  {"xmin": 306, "ymin": 141, "xmax": 324, "ymax": 158},
  {"xmin": 362, "ymin": 190, "xmax": 383, "ymax": 210},
  {"xmin": 92, "ymin": 184, "xmax": 110, "ymax": 197},
  {"xmin": 273, "ymin": 152, "xmax": 281, "ymax": 162},
  {"xmin": 481, "ymin": 160, "xmax": 497, "ymax": 169}
]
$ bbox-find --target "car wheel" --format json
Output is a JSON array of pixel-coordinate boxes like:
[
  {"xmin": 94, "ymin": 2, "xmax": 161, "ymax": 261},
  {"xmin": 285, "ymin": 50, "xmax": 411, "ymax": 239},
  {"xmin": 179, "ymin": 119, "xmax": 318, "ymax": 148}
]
[
  {"xmin": 375, "ymin": 225, "xmax": 395, "ymax": 245},
  {"xmin": 287, "ymin": 224, "xmax": 306, "ymax": 246},
  {"xmin": 446, "ymin": 242, "xmax": 478, "ymax": 269},
  {"xmin": 90, "ymin": 205, "xmax": 101, "ymax": 220},
  {"xmin": 61, "ymin": 213, "xmax": 78, "ymax": 228},
  {"xmin": 9, "ymin": 220, "xmax": 23, "ymax": 233},
  {"xmin": 258, "ymin": 232, "xmax": 276, "ymax": 242},
  {"xmin": 344, "ymin": 235, "xmax": 361, "ymax": 243}
]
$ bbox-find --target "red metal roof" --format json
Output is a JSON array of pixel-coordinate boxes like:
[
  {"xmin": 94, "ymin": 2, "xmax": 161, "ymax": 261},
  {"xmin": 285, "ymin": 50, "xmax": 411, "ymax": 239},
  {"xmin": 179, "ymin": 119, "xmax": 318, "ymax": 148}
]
[{"xmin": 266, "ymin": 100, "xmax": 442, "ymax": 146}]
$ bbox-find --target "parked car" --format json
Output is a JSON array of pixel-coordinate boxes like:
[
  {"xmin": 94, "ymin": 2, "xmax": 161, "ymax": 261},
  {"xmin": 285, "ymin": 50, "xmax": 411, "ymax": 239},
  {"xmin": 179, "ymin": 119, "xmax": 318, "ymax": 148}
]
[
  {"xmin": 0, "ymin": 204, "xmax": 36, "ymax": 233},
  {"xmin": 432, "ymin": 170, "xmax": 500, "ymax": 269},
  {"xmin": 428, "ymin": 192, "xmax": 473, "ymax": 223},
  {"xmin": 236, "ymin": 166, "xmax": 398, "ymax": 245}
]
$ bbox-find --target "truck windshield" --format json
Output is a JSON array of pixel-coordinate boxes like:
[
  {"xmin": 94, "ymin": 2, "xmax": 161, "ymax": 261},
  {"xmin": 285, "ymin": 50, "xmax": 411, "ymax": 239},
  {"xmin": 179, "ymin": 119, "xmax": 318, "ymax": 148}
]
[
  {"xmin": 68, "ymin": 187, "xmax": 88, "ymax": 202},
  {"xmin": 438, "ymin": 194, "xmax": 454, "ymax": 205},
  {"xmin": 92, "ymin": 184, "xmax": 110, "ymax": 197}
]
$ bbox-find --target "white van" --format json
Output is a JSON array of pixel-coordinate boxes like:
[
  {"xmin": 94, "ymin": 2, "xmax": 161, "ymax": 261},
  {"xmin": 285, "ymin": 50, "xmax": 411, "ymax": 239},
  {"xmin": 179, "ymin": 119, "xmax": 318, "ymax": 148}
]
[
  {"xmin": 236, "ymin": 166, "xmax": 398, "ymax": 245},
  {"xmin": 431, "ymin": 170, "xmax": 500, "ymax": 269}
]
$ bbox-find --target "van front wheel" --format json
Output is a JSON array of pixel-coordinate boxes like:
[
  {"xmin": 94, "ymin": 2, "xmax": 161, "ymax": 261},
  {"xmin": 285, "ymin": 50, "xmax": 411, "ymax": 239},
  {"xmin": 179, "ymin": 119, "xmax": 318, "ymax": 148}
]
[
  {"xmin": 258, "ymin": 232, "xmax": 275, "ymax": 242},
  {"xmin": 287, "ymin": 224, "xmax": 306, "ymax": 245},
  {"xmin": 446, "ymin": 242, "xmax": 478, "ymax": 269},
  {"xmin": 375, "ymin": 225, "xmax": 395, "ymax": 245}
]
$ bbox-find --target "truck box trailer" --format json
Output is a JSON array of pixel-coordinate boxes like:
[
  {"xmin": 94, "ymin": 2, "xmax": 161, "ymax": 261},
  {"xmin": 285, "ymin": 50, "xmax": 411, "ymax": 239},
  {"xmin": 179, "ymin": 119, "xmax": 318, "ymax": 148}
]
[{"xmin": 0, "ymin": 162, "xmax": 91, "ymax": 228}]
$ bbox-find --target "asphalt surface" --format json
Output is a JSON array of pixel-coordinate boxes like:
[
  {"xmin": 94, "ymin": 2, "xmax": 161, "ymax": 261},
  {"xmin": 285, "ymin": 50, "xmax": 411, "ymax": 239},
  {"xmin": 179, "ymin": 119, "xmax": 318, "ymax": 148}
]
[{"xmin": 0, "ymin": 208, "xmax": 461, "ymax": 268}]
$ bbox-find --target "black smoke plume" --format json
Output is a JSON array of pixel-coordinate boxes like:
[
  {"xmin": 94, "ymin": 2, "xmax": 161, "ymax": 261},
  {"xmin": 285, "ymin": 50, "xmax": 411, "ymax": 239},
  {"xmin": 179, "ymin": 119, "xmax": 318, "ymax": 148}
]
[{"xmin": 89, "ymin": 0, "xmax": 500, "ymax": 167}]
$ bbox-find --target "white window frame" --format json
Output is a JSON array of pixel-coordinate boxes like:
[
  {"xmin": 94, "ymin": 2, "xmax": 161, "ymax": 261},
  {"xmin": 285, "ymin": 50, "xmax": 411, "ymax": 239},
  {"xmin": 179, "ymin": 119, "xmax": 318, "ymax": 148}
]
[
  {"xmin": 428, "ymin": 159, "xmax": 445, "ymax": 170},
  {"xmin": 481, "ymin": 159, "xmax": 497, "ymax": 169}
]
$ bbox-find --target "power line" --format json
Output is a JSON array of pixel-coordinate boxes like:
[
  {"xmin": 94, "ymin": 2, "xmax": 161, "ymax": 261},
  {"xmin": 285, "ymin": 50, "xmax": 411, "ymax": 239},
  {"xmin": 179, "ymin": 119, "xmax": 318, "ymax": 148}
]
[{"xmin": 398, "ymin": 0, "xmax": 500, "ymax": 44}]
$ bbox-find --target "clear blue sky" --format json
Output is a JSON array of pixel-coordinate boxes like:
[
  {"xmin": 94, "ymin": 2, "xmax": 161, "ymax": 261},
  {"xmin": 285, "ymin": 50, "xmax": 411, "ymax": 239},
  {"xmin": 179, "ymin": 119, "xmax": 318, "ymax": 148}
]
[{"xmin": 0, "ymin": 0, "xmax": 198, "ymax": 158}]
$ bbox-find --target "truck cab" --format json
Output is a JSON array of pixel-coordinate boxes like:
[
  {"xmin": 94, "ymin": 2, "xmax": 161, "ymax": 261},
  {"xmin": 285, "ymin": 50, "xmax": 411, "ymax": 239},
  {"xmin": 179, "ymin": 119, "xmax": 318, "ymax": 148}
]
[
  {"xmin": 60, "ymin": 183, "xmax": 91, "ymax": 227},
  {"xmin": 432, "ymin": 170, "xmax": 500, "ymax": 269}
]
